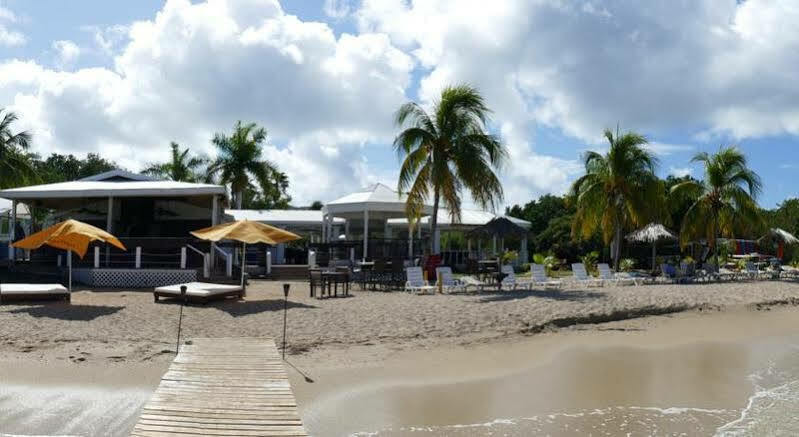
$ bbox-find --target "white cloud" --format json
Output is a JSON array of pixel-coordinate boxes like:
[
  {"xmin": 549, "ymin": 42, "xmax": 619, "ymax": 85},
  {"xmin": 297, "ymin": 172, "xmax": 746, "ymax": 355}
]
[
  {"xmin": 668, "ymin": 166, "xmax": 693, "ymax": 178},
  {"xmin": 358, "ymin": 0, "xmax": 799, "ymax": 142},
  {"xmin": 323, "ymin": 0, "xmax": 352, "ymax": 19},
  {"xmin": 644, "ymin": 142, "xmax": 695, "ymax": 157},
  {"xmin": 52, "ymin": 40, "xmax": 81, "ymax": 68},
  {"xmin": 0, "ymin": 0, "xmax": 413, "ymax": 204},
  {"xmin": 0, "ymin": 3, "xmax": 23, "ymax": 46}
]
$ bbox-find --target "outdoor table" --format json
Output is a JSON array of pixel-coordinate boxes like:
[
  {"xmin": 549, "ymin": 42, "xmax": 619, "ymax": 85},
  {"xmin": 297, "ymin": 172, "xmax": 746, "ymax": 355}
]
[{"xmin": 321, "ymin": 271, "xmax": 349, "ymax": 298}]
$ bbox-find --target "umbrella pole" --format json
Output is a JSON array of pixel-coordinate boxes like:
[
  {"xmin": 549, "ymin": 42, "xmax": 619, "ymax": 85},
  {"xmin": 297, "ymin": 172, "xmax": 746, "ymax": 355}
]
[
  {"xmin": 68, "ymin": 250, "xmax": 72, "ymax": 293},
  {"xmin": 652, "ymin": 242, "xmax": 656, "ymax": 274},
  {"xmin": 241, "ymin": 242, "xmax": 247, "ymax": 289}
]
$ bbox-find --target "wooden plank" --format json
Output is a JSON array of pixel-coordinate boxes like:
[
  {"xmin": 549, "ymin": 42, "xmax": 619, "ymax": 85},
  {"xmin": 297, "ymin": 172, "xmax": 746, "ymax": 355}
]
[{"xmin": 131, "ymin": 337, "xmax": 307, "ymax": 436}]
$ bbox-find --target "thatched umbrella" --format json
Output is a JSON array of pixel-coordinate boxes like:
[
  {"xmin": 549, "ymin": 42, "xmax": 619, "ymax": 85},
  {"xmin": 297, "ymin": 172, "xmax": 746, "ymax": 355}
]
[
  {"xmin": 626, "ymin": 223, "xmax": 677, "ymax": 272},
  {"xmin": 758, "ymin": 228, "xmax": 799, "ymax": 259}
]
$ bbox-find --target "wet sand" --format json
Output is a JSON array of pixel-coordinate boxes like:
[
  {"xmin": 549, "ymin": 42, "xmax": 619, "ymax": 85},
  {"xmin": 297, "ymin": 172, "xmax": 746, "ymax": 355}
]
[{"xmin": 291, "ymin": 306, "xmax": 799, "ymax": 436}]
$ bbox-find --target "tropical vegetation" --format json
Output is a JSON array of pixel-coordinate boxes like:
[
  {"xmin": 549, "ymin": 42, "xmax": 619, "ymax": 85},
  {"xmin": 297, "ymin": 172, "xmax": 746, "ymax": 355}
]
[
  {"xmin": 142, "ymin": 142, "xmax": 208, "ymax": 182},
  {"xmin": 208, "ymin": 121, "xmax": 291, "ymax": 209},
  {"xmin": 669, "ymin": 146, "xmax": 763, "ymax": 266},
  {"xmin": 0, "ymin": 108, "xmax": 36, "ymax": 189},
  {"xmin": 568, "ymin": 127, "xmax": 665, "ymax": 270},
  {"xmin": 393, "ymin": 84, "xmax": 506, "ymax": 253}
]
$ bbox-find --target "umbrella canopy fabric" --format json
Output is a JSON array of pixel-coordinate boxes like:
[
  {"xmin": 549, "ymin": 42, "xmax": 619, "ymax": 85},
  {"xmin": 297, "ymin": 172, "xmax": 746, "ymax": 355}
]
[
  {"xmin": 190, "ymin": 220, "xmax": 301, "ymax": 244},
  {"xmin": 467, "ymin": 217, "xmax": 526, "ymax": 239},
  {"xmin": 759, "ymin": 228, "xmax": 799, "ymax": 245},
  {"xmin": 13, "ymin": 219, "xmax": 126, "ymax": 258},
  {"xmin": 626, "ymin": 223, "xmax": 677, "ymax": 243}
]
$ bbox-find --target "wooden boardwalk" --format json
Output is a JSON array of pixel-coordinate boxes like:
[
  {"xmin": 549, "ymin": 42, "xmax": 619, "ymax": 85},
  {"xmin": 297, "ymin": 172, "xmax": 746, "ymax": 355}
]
[{"xmin": 131, "ymin": 337, "xmax": 308, "ymax": 437}]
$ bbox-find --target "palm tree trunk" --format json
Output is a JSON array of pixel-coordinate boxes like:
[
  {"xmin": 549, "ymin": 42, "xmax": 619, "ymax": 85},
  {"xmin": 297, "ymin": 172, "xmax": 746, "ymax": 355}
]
[
  {"xmin": 613, "ymin": 224, "xmax": 622, "ymax": 271},
  {"xmin": 713, "ymin": 210, "xmax": 720, "ymax": 269},
  {"xmin": 236, "ymin": 191, "xmax": 243, "ymax": 209},
  {"xmin": 430, "ymin": 187, "xmax": 440, "ymax": 254}
]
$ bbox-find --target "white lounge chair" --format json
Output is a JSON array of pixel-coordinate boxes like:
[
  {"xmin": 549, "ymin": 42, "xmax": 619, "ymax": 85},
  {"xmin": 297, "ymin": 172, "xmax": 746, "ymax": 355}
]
[
  {"xmin": 571, "ymin": 263, "xmax": 603, "ymax": 287},
  {"xmin": 404, "ymin": 266, "xmax": 436, "ymax": 294},
  {"xmin": 744, "ymin": 262, "xmax": 762, "ymax": 280},
  {"xmin": 500, "ymin": 265, "xmax": 533, "ymax": 290},
  {"xmin": 153, "ymin": 282, "xmax": 243, "ymax": 304},
  {"xmin": 530, "ymin": 264, "xmax": 563, "ymax": 288},
  {"xmin": 597, "ymin": 263, "xmax": 639, "ymax": 286},
  {"xmin": 436, "ymin": 266, "xmax": 467, "ymax": 293},
  {"xmin": 459, "ymin": 275, "xmax": 490, "ymax": 292},
  {"xmin": 0, "ymin": 283, "xmax": 70, "ymax": 304}
]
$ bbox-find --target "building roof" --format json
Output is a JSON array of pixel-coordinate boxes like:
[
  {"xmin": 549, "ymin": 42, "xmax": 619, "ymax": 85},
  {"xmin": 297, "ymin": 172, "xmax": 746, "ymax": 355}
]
[
  {"xmin": 0, "ymin": 179, "xmax": 226, "ymax": 200},
  {"xmin": 79, "ymin": 169, "xmax": 156, "ymax": 182},
  {"xmin": 226, "ymin": 209, "xmax": 344, "ymax": 226},
  {"xmin": 387, "ymin": 208, "xmax": 531, "ymax": 229},
  {"xmin": 324, "ymin": 183, "xmax": 434, "ymax": 217}
]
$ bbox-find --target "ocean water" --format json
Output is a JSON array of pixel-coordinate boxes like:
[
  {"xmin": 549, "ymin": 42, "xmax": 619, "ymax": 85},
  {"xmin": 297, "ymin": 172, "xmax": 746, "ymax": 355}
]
[{"xmin": 341, "ymin": 338, "xmax": 799, "ymax": 437}]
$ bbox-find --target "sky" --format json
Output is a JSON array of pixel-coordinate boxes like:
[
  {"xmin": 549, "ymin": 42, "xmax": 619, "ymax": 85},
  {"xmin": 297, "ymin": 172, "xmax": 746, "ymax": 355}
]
[{"xmin": 1, "ymin": 0, "xmax": 798, "ymax": 208}]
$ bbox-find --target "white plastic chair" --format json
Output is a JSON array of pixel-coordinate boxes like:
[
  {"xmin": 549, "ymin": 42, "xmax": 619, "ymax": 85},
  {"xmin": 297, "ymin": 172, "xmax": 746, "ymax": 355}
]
[
  {"xmin": 436, "ymin": 266, "xmax": 467, "ymax": 293},
  {"xmin": 500, "ymin": 265, "xmax": 533, "ymax": 290},
  {"xmin": 572, "ymin": 263, "xmax": 603, "ymax": 287},
  {"xmin": 598, "ymin": 263, "xmax": 638, "ymax": 286},
  {"xmin": 530, "ymin": 264, "xmax": 563, "ymax": 288},
  {"xmin": 404, "ymin": 266, "xmax": 436, "ymax": 294}
]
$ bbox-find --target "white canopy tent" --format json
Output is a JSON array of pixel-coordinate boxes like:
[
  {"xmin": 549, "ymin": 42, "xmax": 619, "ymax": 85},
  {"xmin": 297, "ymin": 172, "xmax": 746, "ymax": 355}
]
[{"xmin": 322, "ymin": 183, "xmax": 434, "ymax": 260}]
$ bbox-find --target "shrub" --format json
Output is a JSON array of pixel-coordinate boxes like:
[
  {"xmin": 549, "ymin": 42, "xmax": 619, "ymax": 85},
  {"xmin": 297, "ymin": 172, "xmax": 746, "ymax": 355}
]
[
  {"xmin": 619, "ymin": 258, "xmax": 636, "ymax": 272},
  {"xmin": 580, "ymin": 251, "xmax": 599, "ymax": 273},
  {"xmin": 501, "ymin": 250, "xmax": 519, "ymax": 265}
]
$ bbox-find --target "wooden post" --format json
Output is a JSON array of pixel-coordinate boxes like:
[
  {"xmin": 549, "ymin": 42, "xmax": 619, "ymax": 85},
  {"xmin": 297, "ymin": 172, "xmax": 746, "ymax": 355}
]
[
  {"xmin": 8, "ymin": 200, "xmax": 16, "ymax": 261},
  {"xmin": 94, "ymin": 246, "xmax": 100, "ymax": 268},
  {"xmin": 266, "ymin": 249, "xmax": 272, "ymax": 274},
  {"xmin": 363, "ymin": 209, "xmax": 369, "ymax": 260},
  {"xmin": 135, "ymin": 247, "xmax": 141, "ymax": 268},
  {"xmin": 203, "ymin": 253, "xmax": 210, "ymax": 278},
  {"xmin": 180, "ymin": 247, "xmax": 187, "ymax": 269},
  {"xmin": 106, "ymin": 197, "xmax": 113, "ymax": 267},
  {"xmin": 210, "ymin": 195, "xmax": 218, "ymax": 267}
]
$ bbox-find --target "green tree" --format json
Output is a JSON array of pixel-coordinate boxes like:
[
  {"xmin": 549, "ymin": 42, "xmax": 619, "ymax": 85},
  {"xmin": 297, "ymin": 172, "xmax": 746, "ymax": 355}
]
[
  {"xmin": 0, "ymin": 108, "xmax": 36, "ymax": 188},
  {"xmin": 393, "ymin": 84, "xmax": 506, "ymax": 253},
  {"xmin": 309, "ymin": 201, "xmax": 324, "ymax": 210},
  {"xmin": 34, "ymin": 153, "xmax": 117, "ymax": 183},
  {"xmin": 670, "ymin": 146, "xmax": 763, "ymax": 266},
  {"xmin": 208, "ymin": 121, "xmax": 285, "ymax": 209},
  {"xmin": 570, "ymin": 128, "xmax": 664, "ymax": 270},
  {"xmin": 142, "ymin": 142, "xmax": 208, "ymax": 182}
]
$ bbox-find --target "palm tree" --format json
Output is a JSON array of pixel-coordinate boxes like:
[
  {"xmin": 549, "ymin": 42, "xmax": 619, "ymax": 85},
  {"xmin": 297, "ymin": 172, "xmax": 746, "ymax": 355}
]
[
  {"xmin": 570, "ymin": 128, "xmax": 664, "ymax": 270},
  {"xmin": 394, "ymin": 84, "xmax": 506, "ymax": 253},
  {"xmin": 208, "ymin": 121, "xmax": 281, "ymax": 209},
  {"xmin": 670, "ymin": 146, "xmax": 763, "ymax": 267},
  {"xmin": 142, "ymin": 142, "xmax": 207, "ymax": 182},
  {"xmin": 0, "ymin": 108, "xmax": 36, "ymax": 189}
]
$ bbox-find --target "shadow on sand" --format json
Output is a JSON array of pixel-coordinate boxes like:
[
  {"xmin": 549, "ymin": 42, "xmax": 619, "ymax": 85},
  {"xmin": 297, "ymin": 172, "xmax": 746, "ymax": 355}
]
[
  {"xmin": 213, "ymin": 299, "xmax": 318, "ymax": 317},
  {"xmin": 7, "ymin": 304, "xmax": 124, "ymax": 321},
  {"xmin": 476, "ymin": 288, "xmax": 605, "ymax": 303}
]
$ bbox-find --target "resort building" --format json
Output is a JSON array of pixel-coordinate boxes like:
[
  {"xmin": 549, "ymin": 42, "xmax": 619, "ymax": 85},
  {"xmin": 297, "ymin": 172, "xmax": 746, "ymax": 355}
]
[{"xmin": 0, "ymin": 171, "xmax": 530, "ymax": 285}]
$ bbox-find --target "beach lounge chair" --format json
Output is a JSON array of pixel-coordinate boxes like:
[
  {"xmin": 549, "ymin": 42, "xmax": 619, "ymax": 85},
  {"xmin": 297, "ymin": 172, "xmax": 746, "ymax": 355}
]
[
  {"xmin": 500, "ymin": 265, "xmax": 534, "ymax": 290},
  {"xmin": 435, "ymin": 266, "xmax": 467, "ymax": 293},
  {"xmin": 404, "ymin": 266, "xmax": 436, "ymax": 294},
  {"xmin": 660, "ymin": 263, "xmax": 678, "ymax": 283},
  {"xmin": 530, "ymin": 264, "xmax": 563, "ymax": 288},
  {"xmin": 0, "ymin": 284, "xmax": 70, "ymax": 304},
  {"xmin": 743, "ymin": 262, "xmax": 762, "ymax": 280},
  {"xmin": 571, "ymin": 263, "xmax": 603, "ymax": 287},
  {"xmin": 781, "ymin": 266, "xmax": 799, "ymax": 280},
  {"xmin": 597, "ymin": 263, "xmax": 638, "ymax": 286},
  {"xmin": 153, "ymin": 282, "xmax": 244, "ymax": 304},
  {"xmin": 459, "ymin": 275, "xmax": 490, "ymax": 292}
]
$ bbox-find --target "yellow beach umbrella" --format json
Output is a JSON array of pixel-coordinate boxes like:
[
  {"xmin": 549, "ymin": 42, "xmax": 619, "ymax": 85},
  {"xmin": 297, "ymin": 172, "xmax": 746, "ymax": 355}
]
[
  {"xmin": 191, "ymin": 220, "xmax": 301, "ymax": 286},
  {"xmin": 13, "ymin": 219, "xmax": 127, "ymax": 291}
]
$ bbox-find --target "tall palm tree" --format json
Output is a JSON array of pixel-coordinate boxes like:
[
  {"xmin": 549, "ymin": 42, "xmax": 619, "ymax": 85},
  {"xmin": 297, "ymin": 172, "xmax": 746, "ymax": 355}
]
[
  {"xmin": 208, "ymin": 121, "xmax": 281, "ymax": 209},
  {"xmin": 142, "ymin": 142, "xmax": 207, "ymax": 182},
  {"xmin": 570, "ymin": 128, "xmax": 664, "ymax": 270},
  {"xmin": 394, "ymin": 84, "xmax": 506, "ymax": 253},
  {"xmin": 670, "ymin": 146, "xmax": 763, "ymax": 267},
  {"xmin": 0, "ymin": 108, "xmax": 36, "ymax": 189}
]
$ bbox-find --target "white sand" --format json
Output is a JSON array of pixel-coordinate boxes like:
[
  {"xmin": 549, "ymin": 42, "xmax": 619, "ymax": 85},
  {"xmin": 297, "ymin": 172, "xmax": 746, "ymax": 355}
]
[{"xmin": 1, "ymin": 279, "xmax": 799, "ymax": 366}]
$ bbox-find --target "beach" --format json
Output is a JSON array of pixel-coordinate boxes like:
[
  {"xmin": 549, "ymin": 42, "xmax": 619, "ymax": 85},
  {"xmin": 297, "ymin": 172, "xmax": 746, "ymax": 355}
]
[{"xmin": 3, "ymin": 279, "xmax": 799, "ymax": 436}]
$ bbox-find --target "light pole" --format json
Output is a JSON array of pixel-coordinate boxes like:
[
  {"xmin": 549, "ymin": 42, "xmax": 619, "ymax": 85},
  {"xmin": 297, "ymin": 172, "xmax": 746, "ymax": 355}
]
[
  {"xmin": 282, "ymin": 283, "xmax": 290, "ymax": 360},
  {"xmin": 176, "ymin": 285, "xmax": 186, "ymax": 354}
]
